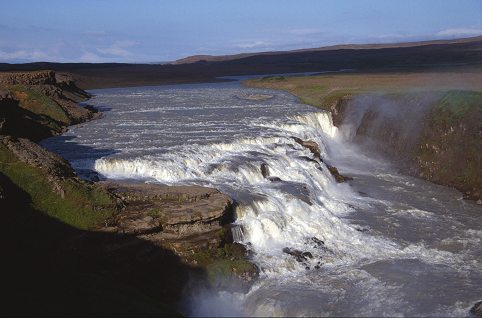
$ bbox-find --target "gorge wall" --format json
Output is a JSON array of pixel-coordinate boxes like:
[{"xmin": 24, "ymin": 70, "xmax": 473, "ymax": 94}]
[{"xmin": 335, "ymin": 91, "xmax": 482, "ymax": 201}]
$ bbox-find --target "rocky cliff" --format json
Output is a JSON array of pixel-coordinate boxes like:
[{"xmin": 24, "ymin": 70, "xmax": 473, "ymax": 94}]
[
  {"xmin": 0, "ymin": 70, "xmax": 98, "ymax": 141},
  {"xmin": 337, "ymin": 91, "xmax": 482, "ymax": 201}
]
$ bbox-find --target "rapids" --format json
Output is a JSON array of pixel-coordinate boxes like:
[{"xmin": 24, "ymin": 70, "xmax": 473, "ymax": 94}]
[{"xmin": 41, "ymin": 80, "xmax": 482, "ymax": 317}]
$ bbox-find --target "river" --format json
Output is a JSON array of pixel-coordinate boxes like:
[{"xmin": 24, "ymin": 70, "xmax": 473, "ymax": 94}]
[{"xmin": 41, "ymin": 80, "xmax": 482, "ymax": 317}]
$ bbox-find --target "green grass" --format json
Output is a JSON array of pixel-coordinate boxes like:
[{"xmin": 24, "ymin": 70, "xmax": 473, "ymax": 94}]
[
  {"xmin": 189, "ymin": 243, "xmax": 258, "ymax": 283},
  {"xmin": 206, "ymin": 258, "xmax": 256, "ymax": 281},
  {"xmin": 435, "ymin": 90, "xmax": 482, "ymax": 119},
  {"xmin": 9, "ymin": 84, "xmax": 70, "ymax": 124},
  {"xmin": 0, "ymin": 144, "xmax": 116, "ymax": 229}
]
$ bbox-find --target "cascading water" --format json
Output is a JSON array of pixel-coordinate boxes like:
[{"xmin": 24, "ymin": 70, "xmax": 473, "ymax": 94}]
[{"xmin": 42, "ymin": 81, "xmax": 482, "ymax": 317}]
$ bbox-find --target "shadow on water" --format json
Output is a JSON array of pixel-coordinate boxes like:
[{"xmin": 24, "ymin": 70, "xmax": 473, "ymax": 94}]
[
  {"xmin": 0, "ymin": 171, "xmax": 204, "ymax": 316},
  {"xmin": 81, "ymin": 101, "xmax": 113, "ymax": 113},
  {"xmin": 41, "ymin": 135, "xmax": 119, "ymax": 181}
]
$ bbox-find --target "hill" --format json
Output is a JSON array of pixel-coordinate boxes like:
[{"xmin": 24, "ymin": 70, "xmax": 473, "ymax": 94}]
[{"xmin": 0, "ymin": 36, "xmax": 481, "ymax": 89}]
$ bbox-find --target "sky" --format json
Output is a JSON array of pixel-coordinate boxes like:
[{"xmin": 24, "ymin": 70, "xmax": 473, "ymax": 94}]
[{"xmin": 0, "ymin": 0, "xmax": 481, "ymax": 63}]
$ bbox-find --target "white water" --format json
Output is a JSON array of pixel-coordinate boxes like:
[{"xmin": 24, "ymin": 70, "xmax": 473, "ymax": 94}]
[{"xmin": 42, "ymin": 81, "xmax": 482, "ymax": 317}]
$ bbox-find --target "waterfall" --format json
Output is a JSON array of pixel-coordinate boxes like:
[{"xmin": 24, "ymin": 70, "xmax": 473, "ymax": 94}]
[
  {"xmin": 42, "ymin": 83, "xmax": 482, "ymax": 316},
  {"xmin": 94, "ymin": 110, "xmax": 403, "ymax": 273},
  {"xmin": 231, "ymin": 225, "xmax": 245, "ymax": 243}
]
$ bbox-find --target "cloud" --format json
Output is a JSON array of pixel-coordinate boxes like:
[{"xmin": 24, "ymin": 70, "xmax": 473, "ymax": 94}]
[
  {"xmin": 436, "ymin": 28, "xmax": 482, "ymax": 37},
  {"xmin": 97, "ymin": 40, "xmax": 139, "ymax": 57},
  {"xmin": 288, "ymin": 28, "xmax": 324, "ymax": 36},
  {"xmin": 78, "ymin": 51, "xmax": 105, "ymax": 63},
  {"xmin": 234, "ymin": 40, "xmax": 271, "ymax": 49},
  {"xmin": 0, "ymin": 49, "xmax": 51, "ymax": 62}
]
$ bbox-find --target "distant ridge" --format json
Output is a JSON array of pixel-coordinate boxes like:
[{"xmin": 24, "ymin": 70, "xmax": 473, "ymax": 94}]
[
  {"xmin": 1, "ymin": 35, "xmax": 481, "ymax": 90},
  {"xmin": 172, "ymin": 35, "xmax": 482, "ymax": 64}
]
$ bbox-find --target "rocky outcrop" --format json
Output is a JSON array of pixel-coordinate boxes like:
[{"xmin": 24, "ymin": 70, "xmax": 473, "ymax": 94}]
[
  {"xmin": 100, "ymin": 182, "xmax": 234, "ymax": 243},
  {"xmin": 98, "ymin": 181, "xmax": 259, "ymax": 283},
  {"xmin": 1, "ymin": 136, "xmax": 76, "ymax": 197},
  {"xmin": 0, "ymin": 70, "xmax": 57, "ymax": 86},
  {"xmin": 1, "ymin": 136, "xmax": 74, "ymax": 178},
  {"xmin": 326, "ymin": 164, "xmax": 353, "ymax": 183},
  {"xmin": 293, "ymin": 137, "xmax": 352, "ymax": 183},
  {"xmin": 0, "ymin": 70, "xmax": 98, "ymax": 140}
]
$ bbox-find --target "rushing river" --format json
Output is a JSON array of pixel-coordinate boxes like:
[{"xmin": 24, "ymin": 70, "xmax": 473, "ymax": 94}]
[{"xmin": 42, "ymin": 80, "xmax": 482, "ymax": 317}]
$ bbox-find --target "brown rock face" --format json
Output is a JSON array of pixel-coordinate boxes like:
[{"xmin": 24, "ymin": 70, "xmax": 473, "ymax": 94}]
[
  {"xmin": 100, "ymin": 181, "xmax": 235, "ymax": 250},
  {"xmin": 0, "ymin": 70, "xmax": 57, "ymax": 86}
]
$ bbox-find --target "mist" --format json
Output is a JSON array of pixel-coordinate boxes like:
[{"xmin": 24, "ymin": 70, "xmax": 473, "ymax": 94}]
[{"xmin": 337, "ymin": 92, "xmax": 441, "ymax": 168}]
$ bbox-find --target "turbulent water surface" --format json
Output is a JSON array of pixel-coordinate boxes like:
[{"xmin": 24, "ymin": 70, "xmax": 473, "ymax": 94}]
[{"xmin": 42, "ymin": 80, "xmax": 482, "ymax": 317}]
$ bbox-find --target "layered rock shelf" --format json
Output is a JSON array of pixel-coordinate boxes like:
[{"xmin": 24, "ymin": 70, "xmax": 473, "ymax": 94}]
[{"xmin": 100, "ymin": 181, "xmax": 235, "ymax": 248}]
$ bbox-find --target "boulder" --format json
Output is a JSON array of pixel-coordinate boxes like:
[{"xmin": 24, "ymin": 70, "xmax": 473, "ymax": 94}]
[
  {"xmin": 311, "ymin": 237, "xmax": 325, "ymax": 248},
  {"xmin": 326, "ymin": 164, "xmax": 353, "ymax": 183},
  {"xmin": 260, "ymin": 163, "xmax": 270, "ymax": 178},
  {"xmin": 282, "ymin": 247, "xmax": 313, "ymax": 263}
]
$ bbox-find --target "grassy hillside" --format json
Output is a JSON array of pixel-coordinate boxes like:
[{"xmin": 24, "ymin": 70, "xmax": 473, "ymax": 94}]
[
  {"xmin": 245, "ymin": 70, "xmax": 482, "ymax": 109},
  {"xmin": 0, "ymin": 143, "xmax": 116, "ymax": 229}
]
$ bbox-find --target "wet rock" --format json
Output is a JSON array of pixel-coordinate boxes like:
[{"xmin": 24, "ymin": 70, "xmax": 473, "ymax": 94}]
[
  {"xmin": 298, "ymin": 155, "xmax": 320, "ymax": 165},
  {"xmin": 326, "ymin": 164, "xmax": 353, "ymax": 183},
  {"xmin": 471, "ymin": 301, "xmax": 482, "ymax": 317},
  {"xmin": 311, "ymin": 237, "xmax": 325, "ymax": 248},
  {"xmin": 302, "ymin": 251, "xmax": 313, "ymax": 259},
  {"xmin": 268, "ymin": 176, "xmax": 282, "ymax": 182},
  {"xmin": 282, "ymin": 247, "xmax": 312, "ymax": 263},
  {"xmin": 260, "ymin": 163, "xmax": 270, "ymax": 178},
  {"xmin": 293, "ymin": 137, "xmax": 321, "ymax": 159}
]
